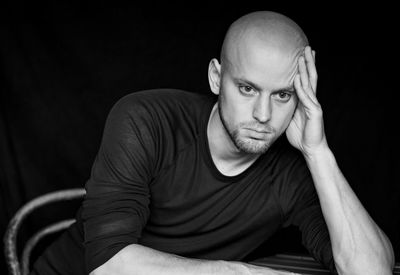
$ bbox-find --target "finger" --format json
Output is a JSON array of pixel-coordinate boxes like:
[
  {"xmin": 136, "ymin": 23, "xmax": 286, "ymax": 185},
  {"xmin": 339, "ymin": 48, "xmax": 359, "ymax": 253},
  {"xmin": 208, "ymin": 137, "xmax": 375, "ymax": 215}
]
[
  {"xmin": 294, "ymin": 74, "xmax": 310, "ymax": 106},
  {"xmin": 298, "ymin": 55, "xmax": 311, "ymax": 92},
  {"xmin": 294, "ymin": 74, "xmax": 319, "ymax": 108},
  {"xmin": 311, "ymin": 50, "xmax": 317, "ymax": 91},
  {"xmin": 305, "ymin": 47, "xmax": 318, "ymax": 92}
]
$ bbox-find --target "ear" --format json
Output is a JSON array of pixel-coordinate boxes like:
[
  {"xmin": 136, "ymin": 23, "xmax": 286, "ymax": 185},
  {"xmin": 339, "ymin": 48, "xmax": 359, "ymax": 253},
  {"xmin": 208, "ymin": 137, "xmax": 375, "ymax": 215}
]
[{"xmin": 208, "ymin": 58, "xmax": 221, "ymax": 95}]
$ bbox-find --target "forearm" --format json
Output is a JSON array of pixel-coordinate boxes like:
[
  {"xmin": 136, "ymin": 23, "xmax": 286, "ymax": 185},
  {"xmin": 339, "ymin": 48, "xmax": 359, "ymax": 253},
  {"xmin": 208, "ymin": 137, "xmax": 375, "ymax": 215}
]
[
  {"xmin": 304, "ymin": 146, "xmax": 395, "ymax": 274},
  {"xmin": 90, "ymin": 244, "xmax": 296, "ymax": 275}
]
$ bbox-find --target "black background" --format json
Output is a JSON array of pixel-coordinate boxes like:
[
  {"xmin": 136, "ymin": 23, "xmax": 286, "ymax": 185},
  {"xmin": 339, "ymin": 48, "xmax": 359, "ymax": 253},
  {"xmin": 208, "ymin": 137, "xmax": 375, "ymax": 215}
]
[{"xmin": 1, "ymin": 2, "xmax": 399, "ymax": 273}]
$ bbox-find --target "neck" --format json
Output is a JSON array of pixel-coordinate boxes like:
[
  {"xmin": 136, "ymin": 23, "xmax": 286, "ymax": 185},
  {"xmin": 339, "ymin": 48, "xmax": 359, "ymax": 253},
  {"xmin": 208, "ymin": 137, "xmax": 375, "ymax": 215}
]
[{"xmin": 207, "ymin": 103, "xmax": 260, "ymax": 176}]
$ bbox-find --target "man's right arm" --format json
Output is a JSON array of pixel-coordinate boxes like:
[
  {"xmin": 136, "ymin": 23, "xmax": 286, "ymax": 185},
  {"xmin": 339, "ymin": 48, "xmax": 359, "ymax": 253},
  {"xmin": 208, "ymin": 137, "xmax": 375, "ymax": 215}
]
[{"xmin": 90, "ymin": 244, "xmax": 298, "ymax": 275}]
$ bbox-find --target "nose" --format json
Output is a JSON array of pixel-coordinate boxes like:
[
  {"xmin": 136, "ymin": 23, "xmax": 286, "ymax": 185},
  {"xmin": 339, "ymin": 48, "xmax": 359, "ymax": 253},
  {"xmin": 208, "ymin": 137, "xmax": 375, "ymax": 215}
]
[{"xmin": 253, "ymin": 93, "xmax": 271, "ymax": 123}]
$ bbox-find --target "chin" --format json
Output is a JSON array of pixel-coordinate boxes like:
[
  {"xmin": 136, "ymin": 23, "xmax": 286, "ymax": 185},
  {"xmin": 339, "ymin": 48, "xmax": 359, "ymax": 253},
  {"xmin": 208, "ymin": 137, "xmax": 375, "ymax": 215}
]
[{"xmin": 236, "ymin": 138, "xmax": 272, "ymax": 154}]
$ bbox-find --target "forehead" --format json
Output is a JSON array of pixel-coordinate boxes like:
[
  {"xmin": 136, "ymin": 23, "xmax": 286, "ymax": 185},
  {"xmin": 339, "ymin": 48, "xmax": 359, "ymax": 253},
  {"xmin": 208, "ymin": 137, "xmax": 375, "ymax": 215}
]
[{"xmin": 225, "ymin": 35, "xmax": 302, "ymax": 90}]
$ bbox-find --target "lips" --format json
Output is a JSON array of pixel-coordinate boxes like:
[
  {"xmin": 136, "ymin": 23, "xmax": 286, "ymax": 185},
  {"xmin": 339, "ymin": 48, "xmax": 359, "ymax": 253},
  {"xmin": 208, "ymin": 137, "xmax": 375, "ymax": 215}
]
[
  {"xmin": 243, "ymin": 128, "xmax": 271, "ymax": 139},
  {"xmin": 252, "ymin": 129, "xmax": 270, "ymax": 133},
  {"xmin": 244, "ymin": 127, "xmax": 271, "ymax": 134}
]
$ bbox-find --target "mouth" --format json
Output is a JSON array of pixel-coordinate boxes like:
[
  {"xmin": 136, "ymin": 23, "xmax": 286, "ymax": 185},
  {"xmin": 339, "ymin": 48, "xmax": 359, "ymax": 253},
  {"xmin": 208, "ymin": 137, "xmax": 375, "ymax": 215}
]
[
  {"xmin": 243, "ymin": 128, "xmax": 271, "ymax": 140},
  {"xmin": 244, "ymin": 128, "xmax": 271, "ymax": 134}
]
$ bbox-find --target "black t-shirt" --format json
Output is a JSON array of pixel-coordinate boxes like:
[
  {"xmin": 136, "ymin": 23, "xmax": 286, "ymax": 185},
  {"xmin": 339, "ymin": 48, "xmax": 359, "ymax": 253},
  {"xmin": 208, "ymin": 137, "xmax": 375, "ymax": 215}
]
[{"xmin": 32, "ymin": 89, "xmax": 336, "ymax": 274}]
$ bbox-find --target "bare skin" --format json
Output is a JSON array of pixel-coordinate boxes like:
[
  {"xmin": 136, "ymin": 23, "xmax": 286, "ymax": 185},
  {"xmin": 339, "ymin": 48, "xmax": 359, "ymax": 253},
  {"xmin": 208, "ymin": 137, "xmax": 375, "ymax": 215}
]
[
  {"xmin": 91, "ymin": 11, "xmax": 395, "ymax": 275},
  {"xmin": 208, "ymin": 11, "xmax": 307, "ymax": 175}
]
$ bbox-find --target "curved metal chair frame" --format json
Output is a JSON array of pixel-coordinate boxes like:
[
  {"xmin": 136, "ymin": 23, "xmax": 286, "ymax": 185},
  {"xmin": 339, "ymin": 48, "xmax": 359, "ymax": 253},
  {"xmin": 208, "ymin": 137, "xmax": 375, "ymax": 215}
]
[{"xmin": 3, "ymin": 188, "xmax": 86, "ymax": 275}]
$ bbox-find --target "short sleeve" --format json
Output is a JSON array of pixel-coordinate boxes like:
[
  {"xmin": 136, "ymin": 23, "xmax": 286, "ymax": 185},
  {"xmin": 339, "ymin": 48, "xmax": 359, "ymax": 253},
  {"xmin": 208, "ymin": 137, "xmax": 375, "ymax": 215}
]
[
  {"xmin": 276, "ymin": 153, "xmax": 338, "ymax": 274},
  {"xmin": 81, "ymin": 94, "xmax": 156, "ymax": 273}
]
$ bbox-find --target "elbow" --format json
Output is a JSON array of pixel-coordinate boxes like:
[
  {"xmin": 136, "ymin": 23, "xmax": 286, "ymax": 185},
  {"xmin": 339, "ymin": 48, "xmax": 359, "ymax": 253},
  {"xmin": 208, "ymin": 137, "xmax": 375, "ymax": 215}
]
[
  {"xmin": 89, "ymin": 254, "xmax": 124, "ymax": 275},
  {"xmin": 90, "ymin": 265, "xmax": 109, "ymax": 275},
  {"xmin": 335, "ymin": 248, "xmax": 395, "ymax": 275},
  {"xmin": 335, "ymin": 228, "xmax": 395, "ymax": 274},
  {"xmin": 89, "ymin": 245, "xmax": 135, "ymax": 275},
  {"xmin": 336, "ymin": 262, "xmax": 393, "ymax": 275},
  {"xmin": 89, "ymin": 268, "xmax": 102, "ymax": 275}
]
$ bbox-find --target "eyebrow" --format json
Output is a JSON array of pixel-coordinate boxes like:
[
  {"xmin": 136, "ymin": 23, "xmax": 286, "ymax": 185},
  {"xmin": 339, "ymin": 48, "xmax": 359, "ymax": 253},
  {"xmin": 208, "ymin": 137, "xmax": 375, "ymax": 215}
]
[{"xmin": 234, "ymin": 77, "xmax": 295, "ymax": 93}]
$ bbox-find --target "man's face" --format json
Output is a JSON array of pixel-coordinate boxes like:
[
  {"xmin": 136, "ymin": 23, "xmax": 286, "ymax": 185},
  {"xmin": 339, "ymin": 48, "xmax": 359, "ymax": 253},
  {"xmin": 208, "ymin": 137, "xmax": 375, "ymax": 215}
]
[{"xmin": 218, "ymin": 43, "xmax": 301, "ymax": 154}]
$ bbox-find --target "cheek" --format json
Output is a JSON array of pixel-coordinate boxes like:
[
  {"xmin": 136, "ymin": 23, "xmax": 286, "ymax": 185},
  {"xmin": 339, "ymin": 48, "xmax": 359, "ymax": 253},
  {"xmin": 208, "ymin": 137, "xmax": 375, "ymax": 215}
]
[{"xmin": 220, "ymin": 86, "xmax": 251, "ymax": 118}]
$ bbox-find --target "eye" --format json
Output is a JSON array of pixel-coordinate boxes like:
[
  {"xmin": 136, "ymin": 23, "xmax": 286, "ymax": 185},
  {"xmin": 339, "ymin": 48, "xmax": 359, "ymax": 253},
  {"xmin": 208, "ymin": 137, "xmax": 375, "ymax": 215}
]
[
  {"xmin": 238, "ymin": 85, "xmax": 255, "ymax": 95},
  {"xmin": 273, "ymin": 91, "xmax": 292, "ymax": 102}
]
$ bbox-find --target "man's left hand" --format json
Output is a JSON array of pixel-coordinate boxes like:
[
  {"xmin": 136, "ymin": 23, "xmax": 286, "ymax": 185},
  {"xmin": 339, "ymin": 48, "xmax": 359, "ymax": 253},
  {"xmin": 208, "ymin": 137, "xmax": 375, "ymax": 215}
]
[{"xmin": 286, "ymin": 46, "xmax": 328, "ymax": 158}]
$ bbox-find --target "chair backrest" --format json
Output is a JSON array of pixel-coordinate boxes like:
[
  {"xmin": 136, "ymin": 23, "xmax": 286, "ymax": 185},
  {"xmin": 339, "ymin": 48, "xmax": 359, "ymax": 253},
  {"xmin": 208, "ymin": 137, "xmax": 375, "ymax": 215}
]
[{"xmin": 3, "ymin": 188, "xmax": 86, "ymax": 275}]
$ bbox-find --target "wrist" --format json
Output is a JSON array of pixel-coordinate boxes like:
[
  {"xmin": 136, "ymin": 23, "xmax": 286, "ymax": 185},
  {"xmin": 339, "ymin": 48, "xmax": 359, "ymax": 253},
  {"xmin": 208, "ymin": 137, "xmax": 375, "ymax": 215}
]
[{"xmin": 302, "ymin": 140, "xmax": 331, "ymax": 163}]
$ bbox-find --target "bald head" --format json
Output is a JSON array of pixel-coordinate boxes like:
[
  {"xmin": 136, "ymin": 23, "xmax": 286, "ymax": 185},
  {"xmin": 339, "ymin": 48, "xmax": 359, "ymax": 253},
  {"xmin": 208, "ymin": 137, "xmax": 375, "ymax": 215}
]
[{"xmin": 220, "ymin": 11, "xmax": 308, "ymax": 72}]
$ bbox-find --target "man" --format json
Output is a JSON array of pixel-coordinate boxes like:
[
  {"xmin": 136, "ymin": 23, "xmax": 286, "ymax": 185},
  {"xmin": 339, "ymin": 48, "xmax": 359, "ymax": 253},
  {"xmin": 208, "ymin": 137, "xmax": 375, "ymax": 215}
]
[{"xmin": 31, "ymin": 11, "xmax": 395, "ymax": 275}]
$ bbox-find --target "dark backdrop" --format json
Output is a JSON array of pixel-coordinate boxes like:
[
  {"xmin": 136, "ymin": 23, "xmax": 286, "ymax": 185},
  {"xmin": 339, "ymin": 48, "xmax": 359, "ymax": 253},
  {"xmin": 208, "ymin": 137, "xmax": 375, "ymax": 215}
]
[{"xmin": 1, "ymin": 3, "xmax": 399, "ymax": 273}]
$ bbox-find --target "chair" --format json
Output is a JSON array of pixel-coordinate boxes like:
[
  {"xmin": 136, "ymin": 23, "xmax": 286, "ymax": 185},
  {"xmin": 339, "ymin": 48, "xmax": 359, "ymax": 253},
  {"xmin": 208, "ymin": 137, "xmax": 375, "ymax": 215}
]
[
  {"xmin": 3, "ymin": 188, "xmax": 86, "ymax": 275},
  {"xmin": 5, "ymin": 188, "xmax": 400, "ymax": 275}
]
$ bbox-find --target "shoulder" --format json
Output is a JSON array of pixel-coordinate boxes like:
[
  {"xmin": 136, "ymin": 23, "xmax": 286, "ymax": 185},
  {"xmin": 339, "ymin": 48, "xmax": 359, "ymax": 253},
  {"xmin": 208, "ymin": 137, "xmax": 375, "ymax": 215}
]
[
  {"xmin": 115, "ymin": 89, "xmax": 214, "ymax": 113},
  {"xmin": 267, "ymin": 137, "xmax": 309, "ymax": 176},
  {"xmin": 268, "ymin": 138, "xmax": 319, "ymax": 222},
  {"xmin": 108, "ymin": 89, "xmax": 216, "ymax": 131},
  {"xmin": 267, "ymin": 137, "xmax": 313, "ymax": 196}
]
